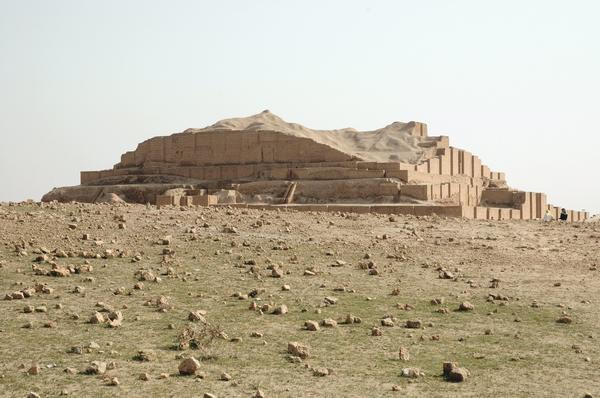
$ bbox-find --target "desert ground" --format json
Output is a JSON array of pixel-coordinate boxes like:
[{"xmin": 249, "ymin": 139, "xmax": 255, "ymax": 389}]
[{"xmin": 0, "ymin": 201, "xmax": 598, "ymax": 398}]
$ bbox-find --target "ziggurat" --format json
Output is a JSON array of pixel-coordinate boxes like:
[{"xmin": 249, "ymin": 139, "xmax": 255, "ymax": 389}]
[{"xmin": 43, "ymin": 111, "xmax": 588, "ymax": 222}]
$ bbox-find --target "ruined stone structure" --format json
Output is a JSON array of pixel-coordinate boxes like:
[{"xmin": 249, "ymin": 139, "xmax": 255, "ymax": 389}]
[{"xmin": 42, "ymin": 110, "xmax": 588, "ymax": 222}]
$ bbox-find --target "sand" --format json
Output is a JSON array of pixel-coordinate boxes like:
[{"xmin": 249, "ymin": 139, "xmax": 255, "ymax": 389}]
[{"xmin": 185, "ymin": 110, "xmax": 437, "ymax": 164}]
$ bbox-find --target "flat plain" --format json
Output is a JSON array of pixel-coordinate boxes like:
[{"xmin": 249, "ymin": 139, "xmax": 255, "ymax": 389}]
[{"xmin": 0, "ymin": 202, "xmax": 598, "ymax": 397}]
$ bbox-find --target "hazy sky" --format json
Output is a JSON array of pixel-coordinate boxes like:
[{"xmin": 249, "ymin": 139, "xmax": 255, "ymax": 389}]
[{"xmin": 1, "ymin": 1, "xmax": 598, "ymax": 213}]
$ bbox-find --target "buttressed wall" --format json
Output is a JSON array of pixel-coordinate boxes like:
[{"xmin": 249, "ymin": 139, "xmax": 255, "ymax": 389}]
[
  {"xmin": 43, "ymin": 110, "xmax": 588, "ymax": 222},
  {"xmin": 116, "ymin": 130, "xmax": 354, "ymax": 169}
]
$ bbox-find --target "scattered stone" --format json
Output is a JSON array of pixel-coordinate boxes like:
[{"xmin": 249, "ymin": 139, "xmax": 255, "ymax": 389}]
[
  {"xmin": 28, "ymin": 363, "xmax": 41, "ymax": 375},
  {"xmin": 179, "ymin": 357, "xmax": 201, "ymax": 375},
  {"xmin": 85, "ymin": 361, "xmax": 107, "ymax": 375},
  {"xmin": 320, "ymin": 318, "xmax": 337, "ymax": 328},
  {"xmin": 188, "ymin": 310, "xmax": 207, "ymax": 323},
  {"xmin": 399, "ymin": 347, "xmax": 410, "ymax": 361},
  {"xmin": 458, "ymin": 302, "xmax": 474, "ymax": 311},
  {"xmin": 135, "ymin": 349, "xmax": 156, "ymax": 362},
  {"xmin": 439, "ymin": 270, "xmax": 454, "ymax": 279},
  {"xmin": 443, "ymin": 361, "xmax": 470, "ymax": 382},
  {"xmin": 89, "ymin": 312, "xmax": 104, "ymax": 324},
  {"xmin": 272, "ymin": 304, "xmax": 288, "ymax": 315},
  {"xmin": 556, "ymin": 315, "xmax": 573, "ymax": 324},
  {"xmin": 400, "ymin": 367, "xmax": 424, "ymax": 378},
  {"xmin": 405, "ymin": 319, "xmax": 422, "ymax": 329},
  {"xmin": 287, "ymin": 342, "xmax": 309, "ymax": 359},
  {"xmin": 430, "ymin": 297, "xmax": 445, "ymax": 305},
  {"xmin": 305, "ymin": 320, "xmax": 320, "ymax": 331},
  {"xmin": 313, "ymin": 367, "xmax": 330, "ymax": 377},
  {"xmin": 343, "ymin": 314, "xmax": 362, "ymax": 324}
]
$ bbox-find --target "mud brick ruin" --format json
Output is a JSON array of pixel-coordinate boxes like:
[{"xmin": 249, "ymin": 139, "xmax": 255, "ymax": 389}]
[{"xmin": 43, "ymin": 110, "xmax": 588, "ymax": 222}]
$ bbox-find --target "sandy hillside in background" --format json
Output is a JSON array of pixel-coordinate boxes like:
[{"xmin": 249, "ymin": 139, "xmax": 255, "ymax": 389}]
[{"xmin": 184, "ymin": 110, "xmax": 436, "ymax": 164}]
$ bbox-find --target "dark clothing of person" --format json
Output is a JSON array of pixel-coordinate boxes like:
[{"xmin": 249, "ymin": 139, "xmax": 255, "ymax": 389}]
[{"xmin": 560, "ymin": 211, "xmax": 568, "ymax": 221}]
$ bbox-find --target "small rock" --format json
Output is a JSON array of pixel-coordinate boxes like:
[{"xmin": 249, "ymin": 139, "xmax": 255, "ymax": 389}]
[
  {"xmin": 135, "ymin": 349, "xmax": 156, "ymax": 362},
  {"xmin": 89, "ymin": 312, "xmax": 104, "ymax": 324},
  {"xmin": 556, "ymin": 315, "xmax": 573, "ymax": 324},
  {"xmin": 272, "ymin": 304, "xmax": 288, "ymax": 315},
  {"xmin": 443, "ymin": 361, "xmax": 470, "ymax": 382},
  {"xmin": 287, "ymin": 342, "xmax": 309, "ymax": 359},
  {"xmin": 313, "ymin": 367, "xmax": 329, "ymax": 377},
  {"xmin": 85, "ymin": 361, "xmax": 107, "ymax": 375},
  {"xmin": 405, "ymin": 320, "xmax": 422, "ymax": 329},
  {"xmin": 28, "ymin": 363, "xmax": 41, "ymax": 375},
  {"xmin": 399, "ymin": 347, "xmax": 410, "ymax": 361},
  {"xmin": 320, "ymin": 318, "xmax": 337, "ymax": 328},
  {"xmin": 179, "ymin": 357, "xmax": 201, "ymax": 375},
  {"xmin": 401, "ymin": 367, "xmax": 424, "ymax": 378},
  {"xmin": 188, "ymin": 310, "xmax": 207, "ymax": 323},
  {"xmin": 305, "ymin": 321, "xmax": 320, "ymax": 331}
]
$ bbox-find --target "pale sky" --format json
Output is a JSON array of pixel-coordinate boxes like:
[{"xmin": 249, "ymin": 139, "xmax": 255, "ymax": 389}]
[{"xmin": 1, "ymin": 1, "xmax": 598, "ymax": 213}]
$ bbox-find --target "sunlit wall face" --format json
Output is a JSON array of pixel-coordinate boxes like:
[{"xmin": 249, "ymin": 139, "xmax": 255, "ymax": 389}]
[{"xmin": 0, "ymin": 0, "xmax": 598, "ymax": 213}]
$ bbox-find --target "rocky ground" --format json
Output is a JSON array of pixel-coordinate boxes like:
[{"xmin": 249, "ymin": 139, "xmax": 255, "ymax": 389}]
[{"xmin": 0, "ymin": 201, "xmax": 598, "ymax": 398}]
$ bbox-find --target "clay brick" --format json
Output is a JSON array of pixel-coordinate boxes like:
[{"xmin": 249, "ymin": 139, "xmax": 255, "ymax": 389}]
[
  {"xmin": 204, "ymin": 167, "xmax": 221, "ymax": 180},
  {"xmin": 474, "ymin": 206, "xmax": 487, "ymax": 219},
  {"xmin": 156, "ymin": 195, "xmax": 175, "ymax": 206},
  {"xmin": 481, "ymin": 165, "xmax": 491, "ymax": 178},
  {"xmin": 509, "ymin": 209, "xmax": 521, "ymax": 220},
  {"xmin": 401, "ymin": 185, "xmax": 430, "ymax": 200},
  {"xmin": 471, "ymin": 156, "xmax": 482, "ymax": 178},
  {"xmin": 99, "ymin": 170, "xmax": 115, "ymax": 179},
  {"xmin": 191, "ymin": 195, "xmax": 217, "ymax": 206},
  {"xmin": 180, "ymin": 196, "xmax": 194, "ymax": 206},
  {"xmin": 460, "ymin": 151, "xmax": 473, "ymax": 177},
  {"xmin": 487, "ymin": 207, "xmax": 500, "ymax": 220},
  {"xmin": 357, "ymin": 162, "xmax": 378, "ymax": 170},
  {"xmin": 375, "ymin": 162, "xmax": 401, "ymax": 171},
  {"xmin": 438, "ymin": 154, "xmax": 451, "ymax": 175},
  {"xmin": 80, "ymin": 171, "xmax": 101, "ymax": 185},
  {"xmin": 450, "ymin": 148, "xmax": 460, "ymax": 175},
  {"xmin": 535, "ymin": 193, "xmax": 547, "ymax": 219},
  {"xmin": 416, "ymin": 163, "xmax": 428, "ymax": 173},
  {"xmin": 236, "ymin": 165, "xmax": 256, "ymax": 179},
  {"xmin": 427, "ymin": 158, "xmax": 440, "ymax": 175},
  {"xmin": 291, "ymin": 168, "xmax": 384, "ymax": 180},
  {"xmin": 440, "ymin": 183, "xmax": 450, "ymax": 199}
]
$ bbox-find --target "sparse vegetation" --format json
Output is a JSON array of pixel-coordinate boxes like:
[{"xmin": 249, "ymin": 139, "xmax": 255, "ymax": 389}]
[{"xmin": 0, "ymin": 201, "xmax": 598, "ymax": 397}]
